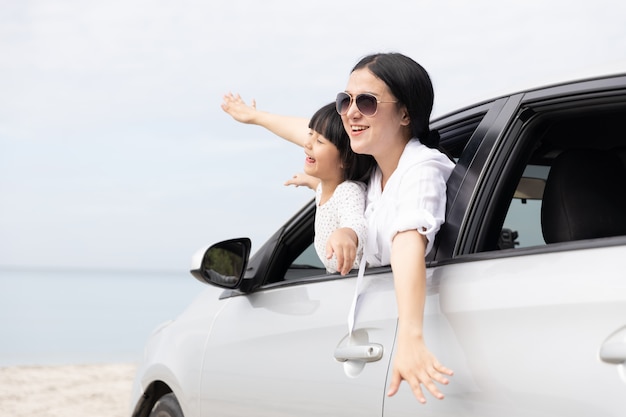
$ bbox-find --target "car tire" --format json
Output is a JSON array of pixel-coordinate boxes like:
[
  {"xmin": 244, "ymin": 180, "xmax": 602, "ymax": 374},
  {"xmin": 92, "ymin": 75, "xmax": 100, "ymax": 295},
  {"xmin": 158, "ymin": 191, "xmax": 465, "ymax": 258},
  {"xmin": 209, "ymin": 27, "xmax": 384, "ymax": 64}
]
[{"xmin": 149, "ymin": 393, "xmax": 183, "ymax": 417}]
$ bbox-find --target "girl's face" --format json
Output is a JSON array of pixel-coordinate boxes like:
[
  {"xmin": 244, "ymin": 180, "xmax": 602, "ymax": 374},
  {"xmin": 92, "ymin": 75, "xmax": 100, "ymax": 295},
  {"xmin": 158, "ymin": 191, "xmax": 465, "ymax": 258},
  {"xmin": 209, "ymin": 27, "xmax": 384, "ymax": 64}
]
[
  {"xmin": 340, "ymin": 68, "xmax": 409, "ymax": 159},
  {"xmin": 303, "ymin": 130, "xmax": 343, "ymax": 183}
]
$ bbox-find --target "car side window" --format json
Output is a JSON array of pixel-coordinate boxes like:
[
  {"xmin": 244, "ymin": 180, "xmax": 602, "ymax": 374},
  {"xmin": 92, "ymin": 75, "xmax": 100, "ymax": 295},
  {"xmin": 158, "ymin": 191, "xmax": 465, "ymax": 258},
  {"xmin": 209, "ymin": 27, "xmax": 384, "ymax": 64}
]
[
  {"xmin": 284, "ymin": 242, "xmax": 326, "ymax": 280},
  {"xmin": 280, "ymin": 110, "xmax": 488, "ymax": 278},
  {"xmin": 481, "ymin": 95, "xmax": 626, "ymax": 253}
]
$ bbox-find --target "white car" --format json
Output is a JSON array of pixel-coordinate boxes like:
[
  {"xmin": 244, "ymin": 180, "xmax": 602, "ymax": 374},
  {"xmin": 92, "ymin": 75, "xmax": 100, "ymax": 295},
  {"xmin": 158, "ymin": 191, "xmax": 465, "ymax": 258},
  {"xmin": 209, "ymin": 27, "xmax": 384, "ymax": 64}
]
[{"xmin": 131, "ymin": 74, "xmax": 626, "ymax": 417}]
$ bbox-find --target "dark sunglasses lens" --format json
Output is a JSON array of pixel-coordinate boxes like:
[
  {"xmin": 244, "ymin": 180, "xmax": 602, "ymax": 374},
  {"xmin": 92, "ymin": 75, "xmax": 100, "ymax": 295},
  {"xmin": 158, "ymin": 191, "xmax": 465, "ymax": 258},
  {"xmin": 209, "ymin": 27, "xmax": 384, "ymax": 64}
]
[
  {"xmin": 336, "ymin": 93, "xmax": 351, "ymax": 114},
  {"xmin": 356, "ymin": 94, "xmax": 378, "ymax": 116}
]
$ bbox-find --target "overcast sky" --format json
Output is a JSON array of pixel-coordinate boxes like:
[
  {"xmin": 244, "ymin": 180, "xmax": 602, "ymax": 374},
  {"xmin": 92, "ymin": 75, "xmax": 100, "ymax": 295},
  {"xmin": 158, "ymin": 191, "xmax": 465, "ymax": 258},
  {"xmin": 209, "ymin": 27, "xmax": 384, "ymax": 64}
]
[{"xmin": 1, "ymin": 0, "xmax": 625, "ymax": 271}]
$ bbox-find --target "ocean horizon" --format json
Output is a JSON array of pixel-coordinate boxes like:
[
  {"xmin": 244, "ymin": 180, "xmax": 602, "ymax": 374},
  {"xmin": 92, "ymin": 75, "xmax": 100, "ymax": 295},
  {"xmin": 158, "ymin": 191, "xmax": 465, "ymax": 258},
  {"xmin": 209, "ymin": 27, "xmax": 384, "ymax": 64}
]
[{"xmin": 0, "ymin": 266, "xmax": 206, "ymax": 367}]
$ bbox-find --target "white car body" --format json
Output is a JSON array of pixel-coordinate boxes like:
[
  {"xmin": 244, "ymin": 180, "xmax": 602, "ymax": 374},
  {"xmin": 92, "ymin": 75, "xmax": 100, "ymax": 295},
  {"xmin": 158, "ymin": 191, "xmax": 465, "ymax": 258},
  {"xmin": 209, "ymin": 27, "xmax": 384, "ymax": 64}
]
[{"xmin": 131, "ymin": 74, "xmax": 626, "ymax": 417}]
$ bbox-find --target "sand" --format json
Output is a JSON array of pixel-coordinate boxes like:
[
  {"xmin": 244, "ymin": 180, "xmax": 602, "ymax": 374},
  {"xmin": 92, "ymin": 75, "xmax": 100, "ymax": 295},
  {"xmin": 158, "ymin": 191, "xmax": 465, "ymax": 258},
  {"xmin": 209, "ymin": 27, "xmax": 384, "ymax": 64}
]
[{"xmin": 0, "ymin": 363, "xmax": 138, "ymax": 417}]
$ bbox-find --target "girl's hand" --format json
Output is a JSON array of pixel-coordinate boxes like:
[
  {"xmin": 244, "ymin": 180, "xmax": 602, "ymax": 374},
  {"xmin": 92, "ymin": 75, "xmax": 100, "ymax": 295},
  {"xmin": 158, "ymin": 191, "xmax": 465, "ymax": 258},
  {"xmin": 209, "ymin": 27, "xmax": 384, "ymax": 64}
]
[
  {"xmin": 221, "ymin": 93, "xmax": 258, "ymax": 124},
  {"xmin": 387, "ymin": 330, "xmax": 453, "ymax": 403},
  {"xmin": 284, "ymin": 173, "xmax": 320, "ymax": 190},
  {"xmin": 325, "ymin": 228, "xmax": 358, "ymax": 275}
]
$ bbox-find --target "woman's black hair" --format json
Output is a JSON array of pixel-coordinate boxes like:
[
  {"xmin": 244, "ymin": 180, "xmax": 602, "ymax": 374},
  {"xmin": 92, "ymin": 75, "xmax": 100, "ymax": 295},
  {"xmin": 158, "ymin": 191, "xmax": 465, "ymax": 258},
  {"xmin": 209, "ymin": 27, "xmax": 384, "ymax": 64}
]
[
  {"xmin": 352, "ymin": 53, "xmax": 440, "ymax": 149},
  {"xmin": 309, "ymin": 103, "xmax": 375, "ymax": 183}
]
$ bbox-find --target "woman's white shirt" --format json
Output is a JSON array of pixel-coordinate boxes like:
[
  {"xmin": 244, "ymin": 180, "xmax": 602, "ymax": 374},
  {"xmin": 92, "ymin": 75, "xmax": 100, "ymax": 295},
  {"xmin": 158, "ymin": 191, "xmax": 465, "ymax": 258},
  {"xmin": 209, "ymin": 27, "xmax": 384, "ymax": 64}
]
[
  {"xmin": 364, "ymin": 139, "xmax": 455, "ymax": 267},
  {"xmin": 315, "ymin": 180, "xmax": 367, "ymax": 273}
]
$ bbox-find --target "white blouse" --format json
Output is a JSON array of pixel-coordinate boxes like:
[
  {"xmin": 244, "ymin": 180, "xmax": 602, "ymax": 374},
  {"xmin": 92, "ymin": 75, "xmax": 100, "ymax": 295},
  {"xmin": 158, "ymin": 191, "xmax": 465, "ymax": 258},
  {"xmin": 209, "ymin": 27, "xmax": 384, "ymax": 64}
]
[
  {"xmin": 364, "ymin": 139, "xmax": 455, "ymax": 267},
  {"xmin": 315, "ymin": 180, "xmax": 367, "ymax": 273}
]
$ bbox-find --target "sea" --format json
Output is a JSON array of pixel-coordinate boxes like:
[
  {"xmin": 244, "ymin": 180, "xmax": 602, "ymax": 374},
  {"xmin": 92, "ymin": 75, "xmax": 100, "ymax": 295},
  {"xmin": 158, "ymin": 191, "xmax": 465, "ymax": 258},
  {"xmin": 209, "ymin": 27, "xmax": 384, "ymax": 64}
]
[{"xmin": 0, "ymin": 267, "xmax": 206, "ymax": 367}]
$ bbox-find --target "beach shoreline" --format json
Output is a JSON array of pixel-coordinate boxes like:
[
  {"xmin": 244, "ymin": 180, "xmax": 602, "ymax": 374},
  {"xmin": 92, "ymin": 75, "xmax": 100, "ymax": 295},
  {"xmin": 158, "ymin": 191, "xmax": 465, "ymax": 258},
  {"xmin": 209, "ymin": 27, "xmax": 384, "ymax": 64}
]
[{"xmin": 0, "ymin": 363, "xmax": 138, "ymax": 417}]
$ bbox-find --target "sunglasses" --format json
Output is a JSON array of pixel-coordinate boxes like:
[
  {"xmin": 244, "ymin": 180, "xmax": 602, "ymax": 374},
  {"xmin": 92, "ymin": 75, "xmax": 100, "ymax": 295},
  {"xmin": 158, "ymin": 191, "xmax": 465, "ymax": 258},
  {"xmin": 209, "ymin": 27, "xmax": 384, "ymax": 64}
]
[{"xmin": 335, "ymin": 92, "xmax": 397, "ymax": 117}]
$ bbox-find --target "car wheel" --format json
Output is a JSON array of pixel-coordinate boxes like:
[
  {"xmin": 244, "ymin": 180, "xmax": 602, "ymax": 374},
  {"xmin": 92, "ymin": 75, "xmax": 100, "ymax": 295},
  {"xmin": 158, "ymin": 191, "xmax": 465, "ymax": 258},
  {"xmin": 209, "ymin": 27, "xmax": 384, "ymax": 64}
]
[{"xmin": 149, "ymin": 393, "xmax": 183, "ymax": 417}]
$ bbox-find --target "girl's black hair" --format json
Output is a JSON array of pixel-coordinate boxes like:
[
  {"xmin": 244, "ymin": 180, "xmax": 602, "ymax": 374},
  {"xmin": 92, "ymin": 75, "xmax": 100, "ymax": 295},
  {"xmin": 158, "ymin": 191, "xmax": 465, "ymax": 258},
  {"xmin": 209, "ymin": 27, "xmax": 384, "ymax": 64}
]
[
  {"xmin": 309, "ymin": 103, "xmax": 375, "ymax": 183},
  {"xmin": 352, "ymin": 53, "xmax": 440, "ymax": 149}
]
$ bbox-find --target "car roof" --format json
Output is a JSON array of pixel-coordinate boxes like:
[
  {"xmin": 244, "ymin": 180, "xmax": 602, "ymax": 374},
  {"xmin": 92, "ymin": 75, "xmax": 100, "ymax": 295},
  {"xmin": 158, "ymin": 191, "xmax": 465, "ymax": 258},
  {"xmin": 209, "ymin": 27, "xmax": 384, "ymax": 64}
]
[{"xmin": 432, "ymin": 72, "xmax": 626, "ymax": 124}]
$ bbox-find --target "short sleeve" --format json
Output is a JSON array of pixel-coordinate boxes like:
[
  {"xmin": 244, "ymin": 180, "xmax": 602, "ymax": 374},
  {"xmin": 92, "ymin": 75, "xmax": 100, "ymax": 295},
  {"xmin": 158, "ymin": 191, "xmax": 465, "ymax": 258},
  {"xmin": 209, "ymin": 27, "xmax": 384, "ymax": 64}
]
[{"xmin": 390, "ymin": 157, "xmax": 451, "ymax": 254}]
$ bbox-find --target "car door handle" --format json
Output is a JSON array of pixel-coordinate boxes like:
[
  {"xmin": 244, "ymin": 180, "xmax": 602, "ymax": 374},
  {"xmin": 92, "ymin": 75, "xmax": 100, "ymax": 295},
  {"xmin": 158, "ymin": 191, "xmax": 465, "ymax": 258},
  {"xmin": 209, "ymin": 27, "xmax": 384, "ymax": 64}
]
[
  {"xmin": 333, "ymin": 343, "xmax": 383, "ymax": 362},
  {"xmin": 599, "ymin": 326, "xmax": 626, "ymax": 364},
  {"xmin": 599, "ymin": 342, "xmax": 626, "ymax": 364}
]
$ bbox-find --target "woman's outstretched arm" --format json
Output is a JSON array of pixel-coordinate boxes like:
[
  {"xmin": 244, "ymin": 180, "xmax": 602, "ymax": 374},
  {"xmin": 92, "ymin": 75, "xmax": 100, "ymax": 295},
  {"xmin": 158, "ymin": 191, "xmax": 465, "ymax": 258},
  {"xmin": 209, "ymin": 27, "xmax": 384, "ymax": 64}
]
[
  {"xmin": 221, "ymin": 93, "xmax": 311, "ymax": 147},
  {"xmin": 387, "ymin": 230, "xmax": 453, "ymax": 403}
]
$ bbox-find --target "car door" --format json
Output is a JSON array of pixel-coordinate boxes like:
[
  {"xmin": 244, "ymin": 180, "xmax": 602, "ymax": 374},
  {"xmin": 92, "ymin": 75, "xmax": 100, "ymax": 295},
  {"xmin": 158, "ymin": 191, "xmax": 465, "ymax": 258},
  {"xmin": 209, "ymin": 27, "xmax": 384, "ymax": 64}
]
[
  {"xmin": 197, "ymin": 264, "xmax": 399, "ymax": 416},
  {"xmin": 193, "ymin": 101, "xmax": 496, "ymax": 416},
  {"xmin": 384, "ymin": 77, "xmax": 626, "ymax": 416},
  {"xmin": 384, "ymin": 248, "xmax": 626, "ymax": 416},
  {"xmin": 195, "ymin": 99, "xmax": 507, "ymax": 416}
]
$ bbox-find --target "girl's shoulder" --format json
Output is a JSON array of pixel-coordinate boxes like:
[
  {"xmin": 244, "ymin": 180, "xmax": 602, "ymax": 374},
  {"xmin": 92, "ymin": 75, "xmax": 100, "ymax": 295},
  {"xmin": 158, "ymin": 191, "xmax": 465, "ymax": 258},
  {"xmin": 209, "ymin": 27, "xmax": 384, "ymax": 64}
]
[{"xmin": 336, "ymin": 180, "xmax": 367, "ymax": 195}]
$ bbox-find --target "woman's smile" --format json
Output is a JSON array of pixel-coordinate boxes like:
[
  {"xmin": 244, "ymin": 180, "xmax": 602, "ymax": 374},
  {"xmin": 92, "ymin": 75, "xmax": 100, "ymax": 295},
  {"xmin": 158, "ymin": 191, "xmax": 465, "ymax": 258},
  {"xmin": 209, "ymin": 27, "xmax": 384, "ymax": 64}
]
[{"xmin": 349, "ymin": 124, "xmax": 369, "ymax": 135}]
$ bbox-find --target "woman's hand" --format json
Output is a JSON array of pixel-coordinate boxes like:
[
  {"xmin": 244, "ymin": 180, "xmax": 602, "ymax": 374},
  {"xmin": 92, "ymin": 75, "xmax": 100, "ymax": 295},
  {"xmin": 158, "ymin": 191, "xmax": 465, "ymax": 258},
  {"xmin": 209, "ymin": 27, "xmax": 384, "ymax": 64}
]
[
  {"xmin": 325, "ymin": 228, "xmax": 358, "ymax": 275},
  {"xmin": 221, "ymin": 92, "xmax": 311, "ymax": 147},
  {"xmin": 221, "ymin": 93, "xmax": 258, "ymax": 124},
  {"xmin": 387, "ymin": 327, "xmax": 453, "ymax": 403}
]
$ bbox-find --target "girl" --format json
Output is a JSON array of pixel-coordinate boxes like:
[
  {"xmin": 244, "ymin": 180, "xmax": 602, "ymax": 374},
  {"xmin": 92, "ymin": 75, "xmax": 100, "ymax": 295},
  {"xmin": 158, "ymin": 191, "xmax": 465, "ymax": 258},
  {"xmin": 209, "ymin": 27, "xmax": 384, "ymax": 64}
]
[{"xmin": 221, "ymin": 95, "xmax": 375, "ymax": 275}]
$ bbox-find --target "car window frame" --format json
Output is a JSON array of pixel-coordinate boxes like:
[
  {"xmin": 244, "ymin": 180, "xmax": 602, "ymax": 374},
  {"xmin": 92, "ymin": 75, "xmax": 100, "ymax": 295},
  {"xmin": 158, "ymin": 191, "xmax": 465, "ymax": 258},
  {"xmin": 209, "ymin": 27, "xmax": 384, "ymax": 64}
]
[
  {"xmin": 431, "ymin": 96, "xmax": 521, "ymax": 262},
  {"xmin": 452, "ymin": 76, "xmax": 626, "ymax": 263},
  {"xmin": 221, "ymin": 75, "xmax": 626, "ymax": 299}
]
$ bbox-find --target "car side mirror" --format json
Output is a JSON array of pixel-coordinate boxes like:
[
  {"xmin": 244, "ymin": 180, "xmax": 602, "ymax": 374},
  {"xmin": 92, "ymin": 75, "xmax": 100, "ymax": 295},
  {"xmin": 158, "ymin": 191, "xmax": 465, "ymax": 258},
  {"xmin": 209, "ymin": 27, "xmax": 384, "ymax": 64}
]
[{"xmin": 190, "ymin": 238, "xmax": 251, "ymax": 289}]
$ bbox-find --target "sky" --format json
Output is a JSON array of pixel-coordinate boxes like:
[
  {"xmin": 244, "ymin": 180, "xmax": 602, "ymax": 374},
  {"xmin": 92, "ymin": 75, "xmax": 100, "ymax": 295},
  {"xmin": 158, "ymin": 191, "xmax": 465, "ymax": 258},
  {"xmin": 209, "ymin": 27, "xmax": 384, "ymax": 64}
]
[{"xmin": 1, "ymin": 0, "xmax": 625, "ymax": 272}]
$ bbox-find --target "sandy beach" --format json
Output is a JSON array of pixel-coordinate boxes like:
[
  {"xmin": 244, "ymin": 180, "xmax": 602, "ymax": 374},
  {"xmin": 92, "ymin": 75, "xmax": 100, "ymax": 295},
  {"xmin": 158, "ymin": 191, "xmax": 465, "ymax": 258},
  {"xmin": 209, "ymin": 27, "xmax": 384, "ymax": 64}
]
[{"xmin": 0, "ymin": 363, "xmax": 137, "ymax": 417}]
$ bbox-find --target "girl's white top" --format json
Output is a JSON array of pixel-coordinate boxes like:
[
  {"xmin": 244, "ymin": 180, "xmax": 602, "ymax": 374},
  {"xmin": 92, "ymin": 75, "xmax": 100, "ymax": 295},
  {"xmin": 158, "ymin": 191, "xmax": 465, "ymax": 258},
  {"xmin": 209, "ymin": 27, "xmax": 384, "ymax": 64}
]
[
  {"xmin": 315, "ymin": 180, "xmax": 367, "ymax": 273},
  {"xmin": 364, "ymin": 139, "xmax": 456, "ymax": 266}
]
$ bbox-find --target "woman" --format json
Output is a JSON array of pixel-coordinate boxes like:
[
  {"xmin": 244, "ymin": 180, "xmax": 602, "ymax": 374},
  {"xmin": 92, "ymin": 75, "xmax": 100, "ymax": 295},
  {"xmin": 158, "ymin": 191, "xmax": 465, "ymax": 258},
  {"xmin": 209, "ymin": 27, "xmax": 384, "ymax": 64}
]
[{"xmin": 332, "ymin": 52, "xmax": 455, "ymax": 403}]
